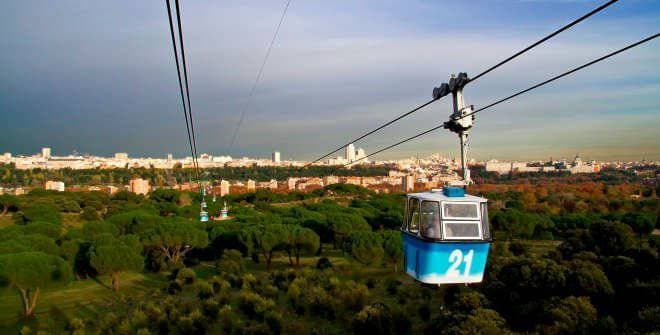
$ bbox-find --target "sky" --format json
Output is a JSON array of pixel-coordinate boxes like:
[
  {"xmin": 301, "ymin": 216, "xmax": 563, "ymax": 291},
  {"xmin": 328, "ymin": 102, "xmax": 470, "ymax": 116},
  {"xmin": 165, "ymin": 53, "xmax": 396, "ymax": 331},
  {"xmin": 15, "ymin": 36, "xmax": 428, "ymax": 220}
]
[{"xmin": 0, "ymin": 0, "xmax": 658, "ymax": 162}]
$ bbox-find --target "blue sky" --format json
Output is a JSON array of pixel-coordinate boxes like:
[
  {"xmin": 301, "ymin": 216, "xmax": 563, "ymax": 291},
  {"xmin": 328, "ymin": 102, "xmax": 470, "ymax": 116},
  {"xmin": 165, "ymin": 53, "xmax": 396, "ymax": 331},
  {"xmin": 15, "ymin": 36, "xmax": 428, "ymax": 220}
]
[{"xmin": 0, "ymin": 0, "xmax": 658, "ymax": 161}]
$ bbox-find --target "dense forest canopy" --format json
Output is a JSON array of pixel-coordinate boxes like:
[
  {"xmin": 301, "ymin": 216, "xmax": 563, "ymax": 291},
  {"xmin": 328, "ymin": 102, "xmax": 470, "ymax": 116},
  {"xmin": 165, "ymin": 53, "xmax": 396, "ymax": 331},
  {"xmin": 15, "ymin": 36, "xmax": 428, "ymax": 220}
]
[
  {"xmin": 0, "ymin": 163, "xmax": 391, "ymax": 187},
  {"xmin": 0, "ymin": 177, "xmax": 657, "ymax": 334}
]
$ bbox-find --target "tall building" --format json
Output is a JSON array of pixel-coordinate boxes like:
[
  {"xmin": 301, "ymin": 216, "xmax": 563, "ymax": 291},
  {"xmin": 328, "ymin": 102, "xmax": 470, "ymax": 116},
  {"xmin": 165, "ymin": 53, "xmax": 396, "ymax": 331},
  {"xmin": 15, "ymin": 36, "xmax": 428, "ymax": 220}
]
[
  {"xmin": 42, "ymin": 147, "xmax": 51, "ymax": 159},
  {"xmin": 402, "ymin": 175, "xmax": 415, "ymax": 192},
  {"xmin": 45, "ymin": 180, "xmax": 65, "ymax": 192},
  {"xmin": 287, "ymin": 177, "xmax": 298, "ymax": 190},
  {"xmin": 356, "ymin": 148, "xmax": 366, "ymax": 160},
  {"xmin": 345, "ymin": 143, "xmax": 356, "ymax": 162},
  {"xmin": 246, "ymin": 179, "xmax": 256, "ymax": 192},
  {"xmin": 272, "ymin": 151, "xmax": 281, "ymax": 163},
  {"xmin": 129, "ymin": 178, "xmax": 150, "ymax": 195},
  {"xmin": 220, "ymin": 180, "xmax": 230, "ymax": 197},
  {"xmin": 167, "ymin": 153, "xmax": 173, "ymax": 161}
]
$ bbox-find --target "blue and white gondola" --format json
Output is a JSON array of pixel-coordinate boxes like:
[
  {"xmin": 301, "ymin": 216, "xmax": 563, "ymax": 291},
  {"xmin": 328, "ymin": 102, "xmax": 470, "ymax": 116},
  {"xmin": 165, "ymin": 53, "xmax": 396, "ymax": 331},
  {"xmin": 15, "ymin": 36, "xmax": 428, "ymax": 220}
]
[{"xmin": 401, "ymin": 187, "xmax": 491, "ymax": 284}]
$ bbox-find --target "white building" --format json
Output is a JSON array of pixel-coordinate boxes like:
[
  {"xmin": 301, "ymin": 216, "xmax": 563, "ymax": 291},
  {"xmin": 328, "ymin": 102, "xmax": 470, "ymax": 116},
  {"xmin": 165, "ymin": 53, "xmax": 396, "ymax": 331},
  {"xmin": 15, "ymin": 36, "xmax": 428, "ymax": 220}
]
[
  {"xmin": 219, "ymin": 180, "xmax": 230, "ymax": 196},
  {"xmin": 402, "ymin": 175, "xmax": 415, "ymax": 192},
  {"xmin": 345, "ymin": 143, "xmax": 356, "ymax": 162},
  {"xmin": 246, "ymin": 179, "xmax": 256, "ymax": 192},
  {"xmin": 45, "ymin": 180, "xmax": 65, "ymax": 192},
  {"xmin": 129, "ymin": 178, "xmax": 150, "ymax": 195},
  {"xmin": 356, "ymin": 148, "xmax": 366, "ymax": 161},
  {"xmin": 272, "ymin": 151, "xmax": 281, "ymax": 163},
  {"xmin": 115, "ymin": 152, "xmax": 129, "ymax": 160},
  {"xmin": 42, "ymin": 147, "xmax": 51, "ymax": 159}
]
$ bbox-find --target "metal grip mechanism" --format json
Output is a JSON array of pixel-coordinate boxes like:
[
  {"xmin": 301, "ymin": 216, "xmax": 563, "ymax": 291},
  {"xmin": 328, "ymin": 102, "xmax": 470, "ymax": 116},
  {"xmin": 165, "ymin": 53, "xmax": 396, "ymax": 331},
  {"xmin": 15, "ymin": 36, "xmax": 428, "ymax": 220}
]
[{"xmin": 433, "ymin": 72, "xmax": 475, "ymax": 186}]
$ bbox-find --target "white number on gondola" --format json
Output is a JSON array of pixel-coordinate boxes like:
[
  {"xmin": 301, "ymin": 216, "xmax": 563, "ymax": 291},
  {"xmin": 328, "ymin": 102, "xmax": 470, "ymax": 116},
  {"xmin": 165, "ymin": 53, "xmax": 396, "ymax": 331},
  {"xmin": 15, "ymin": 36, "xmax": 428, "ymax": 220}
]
[{"xmin": 447, "ymin": 249, "xmax": 474, "ymax": 277}]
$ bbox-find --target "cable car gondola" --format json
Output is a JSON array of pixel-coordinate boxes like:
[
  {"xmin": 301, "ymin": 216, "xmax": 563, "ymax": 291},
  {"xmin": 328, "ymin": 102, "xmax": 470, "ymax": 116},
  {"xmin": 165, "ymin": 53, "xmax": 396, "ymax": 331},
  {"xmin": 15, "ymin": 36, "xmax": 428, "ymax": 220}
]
[
  {"xmin": 401, "ymin": 73, "xmax": 491, "ymax": 285},
  {"xmin": 401, "ymin": 187, "xmax": 490, "ymax": 284},
  {"xmin": 199, "ymin": 188, "xmax": 209, "ymax": 222}
]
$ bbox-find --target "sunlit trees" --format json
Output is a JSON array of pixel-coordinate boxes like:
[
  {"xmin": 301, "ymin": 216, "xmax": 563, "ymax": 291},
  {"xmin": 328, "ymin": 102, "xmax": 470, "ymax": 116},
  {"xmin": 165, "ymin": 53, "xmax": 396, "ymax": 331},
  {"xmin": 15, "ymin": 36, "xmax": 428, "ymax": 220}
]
[{"xmin": 0, "ymin": 252, "xmax": 71, "ymax": 317}]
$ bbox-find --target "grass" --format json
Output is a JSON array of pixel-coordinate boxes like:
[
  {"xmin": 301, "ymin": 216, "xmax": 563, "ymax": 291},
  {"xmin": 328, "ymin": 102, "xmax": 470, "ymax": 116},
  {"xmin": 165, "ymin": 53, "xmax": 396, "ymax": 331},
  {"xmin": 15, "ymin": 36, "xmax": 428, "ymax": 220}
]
[
  {"xmin": 0, "ymin": 272, "xmax": 167, "ymax": 333},
  {"xmin": 0, "ymin": 215, "xmax": 12, "ymax": 228}
]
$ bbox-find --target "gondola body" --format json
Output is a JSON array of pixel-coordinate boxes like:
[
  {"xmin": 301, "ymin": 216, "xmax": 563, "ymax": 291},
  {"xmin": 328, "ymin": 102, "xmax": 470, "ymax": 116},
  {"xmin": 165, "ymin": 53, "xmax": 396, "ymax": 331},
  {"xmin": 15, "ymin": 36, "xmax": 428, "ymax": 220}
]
[{"xmin": 401, "ymin": 187, "xmax": 491, "ymax": 284}]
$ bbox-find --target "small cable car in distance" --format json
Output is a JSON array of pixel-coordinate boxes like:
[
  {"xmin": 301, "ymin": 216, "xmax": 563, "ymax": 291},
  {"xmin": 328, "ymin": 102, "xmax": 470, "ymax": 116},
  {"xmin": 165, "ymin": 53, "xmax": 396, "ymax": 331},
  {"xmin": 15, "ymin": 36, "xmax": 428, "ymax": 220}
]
[
  {"xmin": 401, "ymin": 72, "xmax": 491, "ymax": 285},
  {"xmin": 401, "ymin": 187, "xmax": 490, "ymax": 284}
]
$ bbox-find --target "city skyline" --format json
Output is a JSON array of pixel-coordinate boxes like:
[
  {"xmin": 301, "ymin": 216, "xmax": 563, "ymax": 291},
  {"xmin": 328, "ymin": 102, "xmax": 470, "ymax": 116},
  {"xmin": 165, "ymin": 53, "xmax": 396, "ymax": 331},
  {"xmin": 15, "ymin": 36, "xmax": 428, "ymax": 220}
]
[
  {"xmin": 2, "ymin": 145, "xmax": 657, "ymax": 164},
  {"xmin": 1, "ymin": 1, "xmax": 658, "ymax": 161}
]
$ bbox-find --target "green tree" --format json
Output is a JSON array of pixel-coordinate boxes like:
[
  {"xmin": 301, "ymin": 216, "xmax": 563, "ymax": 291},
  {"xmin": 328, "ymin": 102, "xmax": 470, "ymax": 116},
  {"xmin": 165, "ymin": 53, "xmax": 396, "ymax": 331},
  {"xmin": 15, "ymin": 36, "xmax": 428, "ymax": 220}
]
[
  {"xmin": 89, "ymin": 239, "xmax": 143, "ymax": 291},
  {"xmin": 542, "ymin": 296, "xmax": 597, "ymax": 335},
  {"xmin": 80, "ymin": 206, "xmax": 100, "ymax": 221},
  {"xmin": 458, "ymin": 308, "xmax": 510, "ymax": 335},
  {"xmin": 285, "ymin": 226, "xmax": 320, "ymax": 267},
  {"xmin": 0, "ymin": 252, "xmax": 72, "ymax": 317},
  {"xmin": 381, "ymin": 230, "xmax": 403, "ymax": 272},
  {"xmin": 622, "ymin": 212, "xmax": 656, "ymax": 249},
  {"xmin": 216, "ymin": 249, "xmax": 245, "ymax": 275},
  {"xmin": 142, "ymin": 219, "xmax": 208, "ymax": 264},
  {"xmin": 328, "ymin": 212, "xmax": 370, "ymax": 248},
  {"xmin": 241, "ymin": 224, "xmax": 287, "ymax": 271},
  {"xmin": 0, "ymin": 194, "xmax": 19, "ymax": 215},
  {"xmin": 13, "ymin": 204, "xmax": 61, "ymax": 225},
  {"xmin": 344, "ymin": 231, "xmax": 384, "ymax": 265},
  {"xmin": 591, "ymin": 220, "xmax": 635, "ymax": 255}
]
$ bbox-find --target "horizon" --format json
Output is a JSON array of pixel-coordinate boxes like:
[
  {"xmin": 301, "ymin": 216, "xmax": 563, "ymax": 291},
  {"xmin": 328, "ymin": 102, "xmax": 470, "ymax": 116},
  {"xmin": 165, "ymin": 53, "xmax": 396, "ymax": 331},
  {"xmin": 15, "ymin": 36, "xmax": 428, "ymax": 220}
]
[{"xmin": 2, "ymin": 146, "xmax": 657, "ymax": 163}]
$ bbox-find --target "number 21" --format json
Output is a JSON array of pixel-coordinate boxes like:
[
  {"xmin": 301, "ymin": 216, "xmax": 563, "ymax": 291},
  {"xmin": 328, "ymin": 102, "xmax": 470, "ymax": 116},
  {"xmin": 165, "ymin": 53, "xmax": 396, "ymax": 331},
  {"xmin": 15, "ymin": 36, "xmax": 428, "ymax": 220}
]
[{"xmin": 447, "ymin": 249, "xmax": 474, "ymax": 277}]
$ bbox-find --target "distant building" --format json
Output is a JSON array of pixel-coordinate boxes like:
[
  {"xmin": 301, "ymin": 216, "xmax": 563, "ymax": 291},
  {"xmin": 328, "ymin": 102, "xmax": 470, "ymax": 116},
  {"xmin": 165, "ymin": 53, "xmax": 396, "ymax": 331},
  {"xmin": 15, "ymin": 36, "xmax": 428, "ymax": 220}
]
[
  {"xmin": 287, "ymin": 177, "xmax": 298, "ymax": 190},
  {"xmin": 402, "ymin": 175, "xmax": 415, "ymax": 192},
  {"xmin": 219, "ymin": 180, "xmax": 230, "ymax": 196},
  {"xmin": 323, "ymin": 175, "xmax": 339, "ymax": 186},
  {"xmin": 272, "ymin": 151, "xmax": 281, "ymax": 163},
  {"xmin": 107, "ymin": 186, "xmax": 119, "ymax": 195},
  {"xmin": 115, "ymin": 152, "xmax": 129, "ymax": 160},
  {"xmin": 345, "ymin": 143, "xmax": 356, "ymax": 162},
  {"xmin": 167, "ymin": 153, "xmax": 173, "ymax": 161},
  {"xmin": 42, "ymin": 147, "xmax": 51, "ymax": 159},
  {"xmin": 45, "ymin": 180, "xmax": 65, "ymax": 192},
  {"xmin": 246, "ymin": 179, "xmax": 256, "ymax": 192},
  {"xmin": 485, "ymin": 160, "xmax": 512, "ymax": 174},
  {"xmin": 356, "ymin": 148, "xmax": 366, "ymax": 160},
  {"xmin": 129, "ymin": 178, "xmax": 150, "ymax": 195}
]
